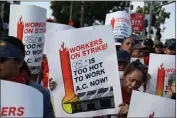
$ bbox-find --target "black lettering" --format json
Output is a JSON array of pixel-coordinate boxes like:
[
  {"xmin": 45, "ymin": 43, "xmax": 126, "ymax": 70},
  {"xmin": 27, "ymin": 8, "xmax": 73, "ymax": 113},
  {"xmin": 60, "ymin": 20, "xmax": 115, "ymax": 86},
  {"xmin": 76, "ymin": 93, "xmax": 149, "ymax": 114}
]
[
  {"xmin": 74, "ymin": 76, "xmax": 83, "ymax": 83},
  {"xmin": 74, "ymin": 67, "xmax": 88, "ymax": 76},
  {"xmin": 76, "ymin": 86, "xmax": 81, "ymax": 92},
  {"xmin": 37, "ymin": 43, "xmax": 43, "ymax": 48},
  {"xmin": 25, "ymin": 50, "xmax": 30, "ymax": 55},
  {"xmin": 34, "ymin": 57, "xmax": 41, "ymax": 63},
  {"xmin": 26, "ymin": 44, "xmax": 36, "ymax": 49},
  {"xmin": 85, "ymin": 69, "xmax": 105, "ymax": 79},
  {"xmin": 89, "ymin": 62, "xmax": 103, "ymax": 71},
  {"xmin": 33, "ymin": 50, "xmax": 43, "ymax": 55},
  {"xmin": 89, "ymin": 58, "xmax": 95, "ymax": 64},
  {"xmin": 82, "ymin": 84, "xmax": 87, "ymax": 89},
  {"xmin": 27, "ymin": 58, "xmax": 32, "ymax": 63},
  {"xmin": 90, "ymin": 77, "xmax": 108, "ymax": 87}
]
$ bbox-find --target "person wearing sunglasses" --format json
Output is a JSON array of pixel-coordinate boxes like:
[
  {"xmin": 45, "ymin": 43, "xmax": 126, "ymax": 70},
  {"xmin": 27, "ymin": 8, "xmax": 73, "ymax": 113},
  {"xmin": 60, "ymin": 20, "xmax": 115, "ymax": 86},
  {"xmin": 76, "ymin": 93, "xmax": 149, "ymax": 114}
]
[
  {"xmin": 120, "ymin": 36, "xmax": 134, "ymax": 54},
  {"xmin": 164, "ymin": 38, "xmax": 176, "ymax": 55},
  {"xmin": 0, "ymin": 35, "xmax": 55, "ymax": 118},
  {"xmin": 153, "ymin": 40, "xmax": 164, "ymax": 54},
  {"xmin": 118, "ymin": 60, "xmax": 149, "ymax": 117}
]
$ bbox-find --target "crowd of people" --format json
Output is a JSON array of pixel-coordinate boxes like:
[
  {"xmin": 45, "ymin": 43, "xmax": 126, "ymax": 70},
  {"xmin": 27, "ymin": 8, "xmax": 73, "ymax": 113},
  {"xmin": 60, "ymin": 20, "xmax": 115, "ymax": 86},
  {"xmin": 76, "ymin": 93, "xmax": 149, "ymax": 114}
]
[{"xmin": 0, "ymin": 33, "xmax": 176, "ymax": 118}]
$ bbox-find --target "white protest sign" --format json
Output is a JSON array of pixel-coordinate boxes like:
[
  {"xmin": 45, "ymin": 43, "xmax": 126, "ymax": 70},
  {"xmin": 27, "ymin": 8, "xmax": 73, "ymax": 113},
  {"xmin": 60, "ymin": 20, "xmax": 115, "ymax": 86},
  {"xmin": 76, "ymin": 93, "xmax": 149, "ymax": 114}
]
[
  {"xmin": 146, "ymin": 54, "xmax": 176, "ymax": 98},
  {"xmin": 43, "ymin": 22, "xmax": 75, "ymax": 54},
  {"xmin": 128, "ymin": 91, "xmax": 175, "ymax": 117},
  {"xmin": 46, "ymin": 22, "xmax": 74, "ymax": 33},
  {"xmin": 131, "ymin": 57, "xmax": 144, "ymax": 64},
  {"xmin": 105, "ymin": 11, "xmax": 132, "ymax": 40},
  {"xmin": 1, "ymin": 80, "xmax": 43, "ymax": 117},
  {"xmin": 46, "ymin": 25, "xmax": 122, "ymax": 117},
  {"xmin": 8, "ymin": 5, "xmax": 47, "ymax": 74}
]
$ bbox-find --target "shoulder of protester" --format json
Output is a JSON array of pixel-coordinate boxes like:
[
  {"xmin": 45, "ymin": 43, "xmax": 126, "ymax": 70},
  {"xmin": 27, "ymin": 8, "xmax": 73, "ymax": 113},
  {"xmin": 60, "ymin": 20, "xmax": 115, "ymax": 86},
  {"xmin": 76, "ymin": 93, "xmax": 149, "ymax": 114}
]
[{"xmin": 29, "ymin": 81, "xmax": 55, "ymax": 118}]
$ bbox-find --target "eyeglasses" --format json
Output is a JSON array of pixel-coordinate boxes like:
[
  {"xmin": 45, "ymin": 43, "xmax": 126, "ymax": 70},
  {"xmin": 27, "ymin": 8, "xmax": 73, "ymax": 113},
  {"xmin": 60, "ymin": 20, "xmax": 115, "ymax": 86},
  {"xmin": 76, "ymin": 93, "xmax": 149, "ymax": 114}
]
[{"xmin": 0, "ymin": 57, "xmax": 15, "ymax": 63}]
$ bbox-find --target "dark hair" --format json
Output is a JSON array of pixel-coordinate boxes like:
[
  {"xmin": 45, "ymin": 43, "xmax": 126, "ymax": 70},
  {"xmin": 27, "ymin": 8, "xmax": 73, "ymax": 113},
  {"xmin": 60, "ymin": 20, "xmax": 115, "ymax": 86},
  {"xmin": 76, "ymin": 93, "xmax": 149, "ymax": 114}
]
[
  {"xmin": 123, "ymin": 60, "xmax": 149, "ymax": 90},
  {"xmin": 1, "ymin": 35, "xmax": 31, "ymax": 76}
]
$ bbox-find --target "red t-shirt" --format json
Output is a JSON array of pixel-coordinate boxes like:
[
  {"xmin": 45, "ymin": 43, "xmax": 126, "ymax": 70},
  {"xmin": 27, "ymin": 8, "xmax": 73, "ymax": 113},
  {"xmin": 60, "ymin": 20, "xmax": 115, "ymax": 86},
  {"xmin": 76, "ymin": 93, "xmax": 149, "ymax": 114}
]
[{"xmin": 41, "ymin": 58, "xmax": 49, "ymax": 88}]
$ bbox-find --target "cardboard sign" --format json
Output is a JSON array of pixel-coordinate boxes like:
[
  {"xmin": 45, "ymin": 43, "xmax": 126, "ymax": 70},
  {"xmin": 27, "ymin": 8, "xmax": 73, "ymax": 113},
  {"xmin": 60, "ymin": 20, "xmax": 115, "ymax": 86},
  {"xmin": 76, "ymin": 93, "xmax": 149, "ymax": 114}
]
[
  {"xmin": 1, "ymin": 80, "xmax": 43, "ymax": 117},
  {"xmin": 8, "ymin": 5, "xmax": 47, "ymax": 74},
  {"xmin": 46, "ymin": 22, "xmax": 74, "ymax": 33},
  {"xmin": 130, "ymin": 13, "xmax": 144, "ymax": 32},
  {"xmin": 146, "ymin": 54, "xmax": 176, "ymax": 98},
  {"xmin": 105, "ymin": 11, "xmax": 132, "ymax": 40},
  {"xmin": 43, "ymin": 22, "xmax": 75, "ymax": 54},
  {"xmin": 46, "ymin": 25, "xmax": 122, "ymax": 117},
  {"xmin": 128, "ymin": 91, "xmax": 175, "ymax": 117}
]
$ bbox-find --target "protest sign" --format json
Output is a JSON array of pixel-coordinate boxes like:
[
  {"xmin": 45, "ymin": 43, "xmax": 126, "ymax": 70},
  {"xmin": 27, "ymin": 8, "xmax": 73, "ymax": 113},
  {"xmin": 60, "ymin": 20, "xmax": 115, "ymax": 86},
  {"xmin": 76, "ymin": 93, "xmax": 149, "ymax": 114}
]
[
  {"xmin": 105, "ymin": 11, "xmax": 132, "ymax": 40},
  {"xmin": 43, "ymin": 22, "xmax": 74, "ymax": 54},
  {"xmin": 8, "ymin": 5, "xmax": 47, "ymax": 74},
  {"xmin": 146, "ymin": 54, "xmax": 176, "ymax": 98},
  {"xmin": 131, "ymin": 57, "xmax": 144, "ymax": 64},
  {"xmin": 130, "ymin": 13, "xmax": 144, "ymax": 32},
  {"xmin": 128, "ymin": 90, "xmax": 175, "ymax": 117},
  {"xmin": 1, "ymin": 80, "xmax": 43, "ymax": 117},
  {"xmin": 46, "ymin": 25, "xmax": 122, "ymax": 117},
  {"xmin": 46, "ymin": 22, "xmax": 74, "ymax": 33}
]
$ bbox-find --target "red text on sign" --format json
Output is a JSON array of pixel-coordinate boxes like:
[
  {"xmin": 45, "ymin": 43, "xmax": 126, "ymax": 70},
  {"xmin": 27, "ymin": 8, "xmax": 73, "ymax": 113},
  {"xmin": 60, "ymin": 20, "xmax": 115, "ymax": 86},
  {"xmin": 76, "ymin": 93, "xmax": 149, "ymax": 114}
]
[{"xmin": 0, "ymin": 107, "xmax": 24, "ymax": 116}]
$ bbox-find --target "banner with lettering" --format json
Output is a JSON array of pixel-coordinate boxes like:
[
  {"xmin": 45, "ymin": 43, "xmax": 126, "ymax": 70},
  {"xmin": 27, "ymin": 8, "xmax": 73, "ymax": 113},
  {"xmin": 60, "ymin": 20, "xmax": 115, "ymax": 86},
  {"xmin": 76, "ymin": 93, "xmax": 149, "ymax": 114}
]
[
  {"xmin": 146, "ymin": 54, "xmax": 176, "ymax": 98},
  {"xmin": 1, "ymin": 80, "xmax": 43, "ymax": 117},
  {"xmin": 45, "ymin": 25, "xmax": 122, "ymax": 117},
  {"xmin": 8, "ymin": 5, "xmax": 47, "ymax": 74},
  {"xmin": 130, "ymin": 13, "xmax": 144, "ymax": 32},
  {"xmin": 128, "ymin": 91, "xmax": 175, "ymax": 117},
  {"xmin": 105, "ymin": 11, "xmax": 132, "ymax": 40}
]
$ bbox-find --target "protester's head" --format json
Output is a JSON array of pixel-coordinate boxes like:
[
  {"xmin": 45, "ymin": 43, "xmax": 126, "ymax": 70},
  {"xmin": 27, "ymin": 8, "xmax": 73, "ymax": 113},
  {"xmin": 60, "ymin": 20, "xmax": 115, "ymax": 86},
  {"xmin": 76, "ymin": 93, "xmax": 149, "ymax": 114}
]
[
  {"xmin": 164, "ymin": 38, "xmax": 176, "ymax": 55},
  {"xmin": 168, "ymin": 72, "xmax": 176, "ymax": 100},
  {"xmin": 117, "ymin": 50, "xmax": 131, "ymax": 71},
  {"xmin": 0, "ymin": 35, "xmax": 30, "ymax": 80},
  {"xmin": 132, "ymin": 43, "xmax": 146, "ymax": 58},
  {"xmin": 143, "ymin": 38, "xmax": 154, "ymax": 53},
  {"xmin": 121, "ymin": 60, "xmax": 148, "ymax": 94},
  {"xmin": 120, "ymin": 36, "xmax": 134, "ymax": 54},
  {"xmin": 153, "ymin": 40, "xmax": 163, "ymax": 54}
]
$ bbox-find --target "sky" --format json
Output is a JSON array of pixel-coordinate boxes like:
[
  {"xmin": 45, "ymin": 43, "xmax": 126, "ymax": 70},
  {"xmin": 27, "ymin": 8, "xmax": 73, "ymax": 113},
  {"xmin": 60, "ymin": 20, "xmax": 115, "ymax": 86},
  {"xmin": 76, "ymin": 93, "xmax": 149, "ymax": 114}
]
[{"xmin": 21, "ymin": 1, "xmax": 176, "ymax": 42}]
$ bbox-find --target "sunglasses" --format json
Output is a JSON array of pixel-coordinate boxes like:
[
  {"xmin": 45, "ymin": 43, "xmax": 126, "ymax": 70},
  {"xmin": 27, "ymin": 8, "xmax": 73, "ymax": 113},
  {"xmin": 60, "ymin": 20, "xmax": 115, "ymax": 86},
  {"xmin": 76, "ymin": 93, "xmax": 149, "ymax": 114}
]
[{"xmin": 0, "ymin": 57, "xmax": 15, "ymax": 63}]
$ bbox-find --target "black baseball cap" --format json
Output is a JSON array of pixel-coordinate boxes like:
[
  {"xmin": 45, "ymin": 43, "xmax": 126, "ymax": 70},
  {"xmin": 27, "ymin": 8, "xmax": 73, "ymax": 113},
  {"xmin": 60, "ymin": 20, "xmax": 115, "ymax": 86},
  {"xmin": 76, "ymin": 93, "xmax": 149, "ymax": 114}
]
[
  {"xmin": 0, "ymin": 35, "xmax": 25, "ymax": 60},
  {"xmin": 164, "ymin": 38, "xmax": 176, "ymax": 50},
  {"xmin": 144, "ymin": 38, "xmax": 153, "ymax": 46},
  {"xmin": 117, "ymin": 50, "xmax": 131, "ymax": 63},
  {"xmin": 154, "ymin": 40, "xmax": 163, "ymax": 47},
  {"xmin": 133, "ymin": 43, "xmax": 146, "ymax": 49}
]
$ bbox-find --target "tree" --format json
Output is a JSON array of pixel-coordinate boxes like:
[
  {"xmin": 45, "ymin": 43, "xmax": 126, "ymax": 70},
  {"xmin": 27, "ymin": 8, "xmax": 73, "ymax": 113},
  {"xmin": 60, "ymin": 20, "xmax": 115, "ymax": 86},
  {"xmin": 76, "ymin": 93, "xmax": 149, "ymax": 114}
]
[
  {"xmin": 50, "ymin": 1, "xmax": 130, "ymax": 28},
  {"xmin": 135, "ymin": 2, "xmax": 170, "ymax": 40}
]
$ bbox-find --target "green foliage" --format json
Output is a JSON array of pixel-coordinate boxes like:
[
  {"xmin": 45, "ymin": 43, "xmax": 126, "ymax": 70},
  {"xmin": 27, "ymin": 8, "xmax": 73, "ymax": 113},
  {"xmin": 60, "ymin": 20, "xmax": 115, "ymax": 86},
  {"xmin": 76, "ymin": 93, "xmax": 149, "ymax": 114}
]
[
  {"xmin": 50, "ymin": 1, "xmax": 130, "ymax": 27},
  {"xmin": 135, "ymin": 2, "xmax": 170, "ymax": 39},
  {"xmin": 135, "ymin": 3, "xmax": 170, "ymax": 29}
]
